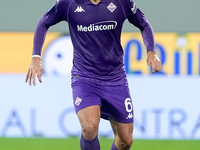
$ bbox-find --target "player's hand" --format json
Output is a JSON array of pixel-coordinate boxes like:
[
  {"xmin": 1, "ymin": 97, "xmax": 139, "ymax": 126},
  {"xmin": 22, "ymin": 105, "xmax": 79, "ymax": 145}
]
[
  {"xmin": 25, "ymin": 56, "xmax": 44, "ymax": 86},
  {"xmin": 147, "ymin": 51, "xmax": 161, "ymax": 73}
]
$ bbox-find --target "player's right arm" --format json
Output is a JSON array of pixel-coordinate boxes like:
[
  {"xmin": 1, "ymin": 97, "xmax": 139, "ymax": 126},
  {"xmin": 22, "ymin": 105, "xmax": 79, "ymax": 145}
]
[
  {"xmin": 25, "ymin": 56, "xmax": 43, "ymax": 86},
  {"xmin": 25, "ymin": 0, "xmax": 68, "ymax": 86}
]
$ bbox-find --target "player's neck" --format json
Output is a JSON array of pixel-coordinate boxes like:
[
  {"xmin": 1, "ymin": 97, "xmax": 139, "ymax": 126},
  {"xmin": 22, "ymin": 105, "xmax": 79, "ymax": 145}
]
[{"xmin": 90, "ymin": 0, "xmax": 101, "ymax": 4}]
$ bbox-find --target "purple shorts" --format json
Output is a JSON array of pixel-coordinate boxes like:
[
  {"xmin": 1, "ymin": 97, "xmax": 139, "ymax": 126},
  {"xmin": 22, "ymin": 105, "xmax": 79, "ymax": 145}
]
[{"xmin": 72, "ymin": 81, "xmax": 134, "ymax": 123}]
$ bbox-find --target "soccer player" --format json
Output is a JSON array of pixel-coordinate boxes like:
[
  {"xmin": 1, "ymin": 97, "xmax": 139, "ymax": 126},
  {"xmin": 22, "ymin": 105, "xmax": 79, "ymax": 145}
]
[{"xmin": 25, "ymin": 0, "xmax": 161, "ymax": 149}]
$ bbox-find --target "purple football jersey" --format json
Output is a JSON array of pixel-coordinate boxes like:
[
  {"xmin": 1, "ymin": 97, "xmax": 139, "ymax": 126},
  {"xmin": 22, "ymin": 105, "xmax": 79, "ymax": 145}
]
[{"xmin": 33, "ymin": 0, "xmax": 155, "ymax": 85}]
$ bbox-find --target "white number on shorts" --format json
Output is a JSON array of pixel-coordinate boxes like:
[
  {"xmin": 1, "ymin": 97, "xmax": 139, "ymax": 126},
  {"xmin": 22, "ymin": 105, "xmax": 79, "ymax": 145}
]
[{"xmin": 124, "ymin": 98, "xmax": 133, "ymax": 113}]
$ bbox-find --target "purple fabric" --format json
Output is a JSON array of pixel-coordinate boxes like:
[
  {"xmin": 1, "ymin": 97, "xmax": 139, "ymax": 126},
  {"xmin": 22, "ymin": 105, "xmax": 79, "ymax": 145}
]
[
  {"xmin": 33, "ymin": 0, "xmax": 155, "ymax": 85},
  {"xmin": 72, "ymin": 81, "xmax": 134, "ymax": 123},
  {"xmin": 80, "ymin": 134, "xmax": 100, "ymax": 150},
  {"xmin": 142, "ymin": 24, "xmax": 156, "ymax": 52},
  {"xmin": 110, "ymin": 141, "xmax": 119, "ymax": 150},
  {"xmin": 32, "ymin": 18, "xmax": 48, "ymax": 56}
]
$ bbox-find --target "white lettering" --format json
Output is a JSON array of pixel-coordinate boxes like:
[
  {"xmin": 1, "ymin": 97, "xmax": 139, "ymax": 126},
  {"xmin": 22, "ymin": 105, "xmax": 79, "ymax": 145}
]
[
  {"xmin": 77, "ymin": 25, "xmax": 83, "ymax": 31},
  {"xmin": 95, "ymin": 25, "xmax": 99, "ymax": 31},
  {"xmin": 83, "ymin": 26, "xmax": 87, "ymax": 32},
  {"xmin": 99, "ymin": 25, "xmax": 102, "ymax": 30},
  {"xmin": 77, "ymin": 21, "xmax": 117, "ymax": 32}
]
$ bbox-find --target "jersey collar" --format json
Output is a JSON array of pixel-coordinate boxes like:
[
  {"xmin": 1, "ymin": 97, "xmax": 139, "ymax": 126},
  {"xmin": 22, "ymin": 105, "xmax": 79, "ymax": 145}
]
[{"xmin": 84, "ymin": 0, "xmax": 107, "ymax": 5}]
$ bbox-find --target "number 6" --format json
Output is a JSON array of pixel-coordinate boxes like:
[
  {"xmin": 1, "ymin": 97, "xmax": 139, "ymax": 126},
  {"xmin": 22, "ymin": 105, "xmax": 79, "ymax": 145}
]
[{"xmin": 125, "ymin": 98, "xmax": 133, "ymax": 113}]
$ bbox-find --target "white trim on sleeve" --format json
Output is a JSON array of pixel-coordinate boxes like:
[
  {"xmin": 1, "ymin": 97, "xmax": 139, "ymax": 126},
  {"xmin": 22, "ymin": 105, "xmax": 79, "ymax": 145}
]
[{"xmin": 32, "ymin": 55, "xmax": 41, "ymax": 58}]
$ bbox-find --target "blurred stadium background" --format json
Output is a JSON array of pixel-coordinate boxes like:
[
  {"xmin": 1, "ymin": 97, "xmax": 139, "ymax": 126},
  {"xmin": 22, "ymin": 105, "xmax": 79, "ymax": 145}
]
[{"xmin": 1, "ymin": 0, "xmax": 200, "ymax": 149}]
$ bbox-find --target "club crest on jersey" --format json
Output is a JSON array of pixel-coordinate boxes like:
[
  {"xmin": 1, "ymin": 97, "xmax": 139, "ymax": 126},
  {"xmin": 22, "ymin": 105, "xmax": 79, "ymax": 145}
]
[
  {"xmin": 75, "ymin": 97, "xmax": 82, "ymax": 106},
  {"xmin": 107, "ymin": 2, "xmax": 117, "ymax": 13}
]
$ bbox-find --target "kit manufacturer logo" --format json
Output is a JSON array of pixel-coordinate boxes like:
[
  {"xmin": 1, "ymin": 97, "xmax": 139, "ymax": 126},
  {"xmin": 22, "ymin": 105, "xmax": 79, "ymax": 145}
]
[{"xmin": 74, "ymin": 6, "xmax": 85, "ymax": 12}]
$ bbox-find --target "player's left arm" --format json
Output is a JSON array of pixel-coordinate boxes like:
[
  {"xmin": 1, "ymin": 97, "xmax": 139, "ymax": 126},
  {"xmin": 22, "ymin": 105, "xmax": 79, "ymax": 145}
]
[
  {"xmin": 123, "ymin": 0, "xmax": 161, "ymax": 73},
  {"xmin": 146, "ymin": 51, "xmax": 161, "ymax": 73},
  {"xmin": 136, "ymin": 14, "xmax": 161, "ymax": 73},
  {"xmin": 140, "ymin": 19, "xmax": 161, "ymax": 73},
  {"xmin": 133, "ymin": 10, "xmax": 161, "ymax": 73}
]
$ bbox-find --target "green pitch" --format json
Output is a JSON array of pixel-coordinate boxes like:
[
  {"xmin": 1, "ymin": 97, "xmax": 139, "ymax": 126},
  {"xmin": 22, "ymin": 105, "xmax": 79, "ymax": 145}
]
[{"xmin": 0, "ymin": 137, "xmax": 199, "ymax": 150}]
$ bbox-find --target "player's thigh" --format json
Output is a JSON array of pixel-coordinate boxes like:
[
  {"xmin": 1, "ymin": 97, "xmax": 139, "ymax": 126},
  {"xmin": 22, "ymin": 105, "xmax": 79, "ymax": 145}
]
[
  {"xmin": 72, "ymin": 81, "xmax": 102, "ymax": 139},
  {"xmin": 109, "ymin": 117, "xmax": 133, "ymax": 143},
  {"xmin": 77, "ymin": 105, "xmax": 101, "ymax": 127},
  {"xmin": 77, "ymin": 105, "xmax": 101, "ymax": 139}
]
